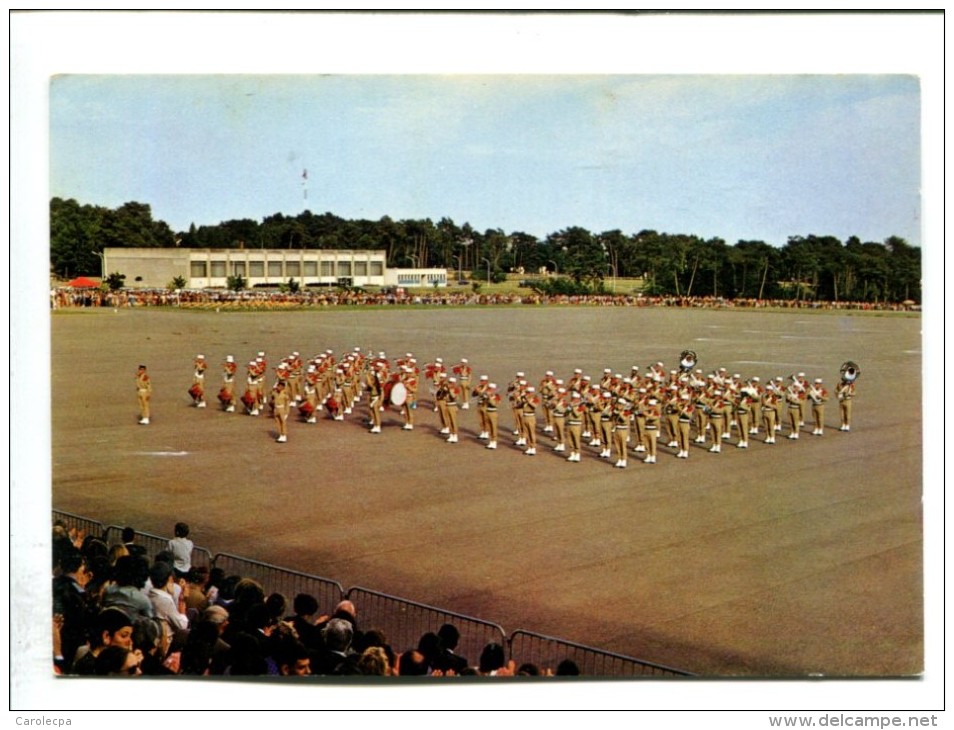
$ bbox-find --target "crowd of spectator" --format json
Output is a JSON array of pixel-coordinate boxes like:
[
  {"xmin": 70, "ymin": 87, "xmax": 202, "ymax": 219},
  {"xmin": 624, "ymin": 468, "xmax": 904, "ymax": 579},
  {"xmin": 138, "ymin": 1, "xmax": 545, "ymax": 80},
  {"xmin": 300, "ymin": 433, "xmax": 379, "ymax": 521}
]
[
  {"xmin": 51, "ymin": 286, "xmax": 920, "ymax": 312},
  {"xmin": 52, "ymin": 520, "xmax": 582, "ymax": 679}
]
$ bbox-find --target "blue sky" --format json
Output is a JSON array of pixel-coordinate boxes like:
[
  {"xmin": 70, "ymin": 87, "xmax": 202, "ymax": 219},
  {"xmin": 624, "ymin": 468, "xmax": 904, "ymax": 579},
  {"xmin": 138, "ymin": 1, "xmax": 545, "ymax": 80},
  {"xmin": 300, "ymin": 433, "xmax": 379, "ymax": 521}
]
[{"xmin": 50, "ymin": 73, "xmax": 921, "ymax": 247}]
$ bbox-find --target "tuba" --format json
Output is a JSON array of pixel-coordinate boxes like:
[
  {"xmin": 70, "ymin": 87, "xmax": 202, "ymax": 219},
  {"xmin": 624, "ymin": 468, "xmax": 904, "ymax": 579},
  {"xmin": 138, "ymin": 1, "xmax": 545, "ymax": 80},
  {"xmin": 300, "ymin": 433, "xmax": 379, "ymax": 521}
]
[
  {"xmin": 679, "ymin": 350, "xmax": 698, "ymax": 373},
  {"xmin": 839, "ymin": 361, "xmax": 861, "ymax": 384}
]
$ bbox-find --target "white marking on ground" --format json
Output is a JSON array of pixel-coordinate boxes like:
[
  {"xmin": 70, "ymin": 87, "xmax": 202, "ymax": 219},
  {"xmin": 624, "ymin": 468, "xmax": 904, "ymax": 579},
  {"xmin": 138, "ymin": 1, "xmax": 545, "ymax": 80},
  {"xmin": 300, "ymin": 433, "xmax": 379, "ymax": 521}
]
[{"xmin": 134, "ymin": 451, "xmax": 189, "ymax": 457}]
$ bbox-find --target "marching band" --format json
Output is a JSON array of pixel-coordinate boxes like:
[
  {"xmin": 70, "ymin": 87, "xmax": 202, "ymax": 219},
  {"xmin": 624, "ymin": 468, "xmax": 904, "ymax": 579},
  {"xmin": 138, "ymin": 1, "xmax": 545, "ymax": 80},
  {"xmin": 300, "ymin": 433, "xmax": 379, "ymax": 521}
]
[{"xmin": 150, "ymin": 349, "xmax": 859, "ymax": 464}]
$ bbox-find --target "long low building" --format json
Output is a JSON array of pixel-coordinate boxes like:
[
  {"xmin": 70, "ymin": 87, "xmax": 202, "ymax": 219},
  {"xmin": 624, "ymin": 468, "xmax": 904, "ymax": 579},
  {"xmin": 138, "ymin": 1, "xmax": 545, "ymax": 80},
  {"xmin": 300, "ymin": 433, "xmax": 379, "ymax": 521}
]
[{"xmin": 102, "ymin": 247, "xmax": 447, "ymax": 289}]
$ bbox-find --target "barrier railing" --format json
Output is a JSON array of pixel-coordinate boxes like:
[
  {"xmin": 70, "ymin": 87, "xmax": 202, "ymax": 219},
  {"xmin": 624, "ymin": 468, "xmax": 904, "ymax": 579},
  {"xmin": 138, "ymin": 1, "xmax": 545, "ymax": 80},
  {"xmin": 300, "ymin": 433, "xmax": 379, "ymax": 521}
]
[
  {"xmin": 507, "ymin": 629, "xmax": 692, "ymax": 677},
  {"xmin": 212, "ymin": 553, "xmax": 344, "ymax": 615},
  {"xmin": 51, "ymin": 510, "xmax": 693, "ymax": 676},
  {"xmin": 346, "ymin": 586, "xmax": 507, "ymax": 665}
]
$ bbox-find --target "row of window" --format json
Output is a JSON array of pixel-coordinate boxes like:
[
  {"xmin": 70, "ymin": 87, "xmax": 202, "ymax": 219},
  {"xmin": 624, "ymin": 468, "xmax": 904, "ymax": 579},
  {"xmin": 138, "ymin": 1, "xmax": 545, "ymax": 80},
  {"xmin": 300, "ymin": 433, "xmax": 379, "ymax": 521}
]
[
  {"xmin": 189, "ymin": 260, "xmax": 384, "ymax": 279},
  {"xmin": 396, "ymin": 273, "xmax": 447, "ymax": 284}
]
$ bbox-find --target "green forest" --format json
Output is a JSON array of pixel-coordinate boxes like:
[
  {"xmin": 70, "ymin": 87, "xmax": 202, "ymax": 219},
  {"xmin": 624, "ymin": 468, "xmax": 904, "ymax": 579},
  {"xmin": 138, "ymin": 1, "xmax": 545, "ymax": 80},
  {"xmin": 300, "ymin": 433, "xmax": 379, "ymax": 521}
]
[{"xmin": 50, "ymin": 197, "xmax": 921, "ymax": 303}]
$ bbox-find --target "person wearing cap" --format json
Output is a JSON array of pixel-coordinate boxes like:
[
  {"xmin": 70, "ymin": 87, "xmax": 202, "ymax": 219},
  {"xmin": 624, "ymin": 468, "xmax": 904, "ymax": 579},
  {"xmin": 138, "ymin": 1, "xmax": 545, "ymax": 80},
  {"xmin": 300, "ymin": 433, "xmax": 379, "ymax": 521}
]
[
  {"xmin": 399, "ymin": 365, "xmax": 418, "ymax": 430},
  {"xmin": 135, "ymin": 364, "xmax": 152, "ymax": 425},
  {"xmin": 434, "ymin": 372, "xmax": 451, "ymax": 437},
  {"xmin": 444, "ymin": 376, "xmax": 462, "ymax": 443},
  {"xmin": 597, "ymin": 391, "xmax": 615, "ymax": 459},
  {"xmin": 367, "ymin": 362, "xmax": 385, "ymax": 434},
  {"xmin": 807, "ymin": 377, "xmax": 829, "ymax": 435},
  {"xmin": 508, "ymin": 372, "xmax": 527, "ymax": 438},
  {"xmin": 772, "ymin": 376, "xmax": 786, "ymax": 433},
  {"xmin": 795, "ymin": 372, "xmax": 809, "ymax": 426},
  {"xmin": 611, "ymin": 398, "xmax": 632, "ymax": 468},
  {"xmin": 520, "ymin": 386, "xmax": 541, "ymax": 455},
  {"xmin": 836, "ymin": 373, "xmax": 856, "ymax": 431},
  {"xmin": 746, "ymin": 377, "xmax": 763, "ymax": 436},
  {"xmin": 219, "ymin": 355, "xmax": 237, "ymax": 412},
  {"xmin": 642, "ymin": 396, "xmax": 661, "ymax": 463},
  {"xmin": 453, "ymin": 358, "xmax": 473, "ymax": 409},
  {"xmin": 707, "ymin": 389, "xmax": 726, "ymax": 453},
  {"xmin": 471, "ymin": 375, "xmax": 490, "ymax": 440},
  {"xmin": 538, "ymin": 371, "xmax": 558, "ymax": 434},
  {"xmin": 190, "ymin": 354, "xmax": 208, "ymax": 408},
  {"xmin": 676, "ymin": 393, "xmax": 694, "ymax": 458},
  {"xmin": 733, "ymin": 385, "xmax": 753, "ymax": 449},
  {"xmin": 761, "ymin": 386, "xmax": 779, "ymax": 444},
  {"xmin": 484, "ymin": 383, "xmax": 502, "ymax": 449},
  {"xmin": 550, "ymin": 386, "xmax": 569, "ymax": 453},
  {"xmin": 565, "ymin": 393, "xmax": 586, "ymax": 462},
  {"xmin": 785, "ymin": 379, "xmax": 804, "ymax": 439},
  {"xmin": 270, "ymin": 378, "xmax": 291, "ymax": 443},
  {"xmin": 663, "ymin": 386, "xmax": 681, "ymax": 450},
  {"xmin": 300, "ymin": 366, "xmax": 320, "ymax": 423}
]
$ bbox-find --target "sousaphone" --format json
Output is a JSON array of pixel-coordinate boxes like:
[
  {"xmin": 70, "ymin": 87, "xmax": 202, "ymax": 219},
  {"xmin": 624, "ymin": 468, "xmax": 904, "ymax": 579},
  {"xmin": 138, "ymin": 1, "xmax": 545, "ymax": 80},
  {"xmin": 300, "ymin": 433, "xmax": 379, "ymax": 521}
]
[
  {"xmin": 679, "ymin": 350, "xmax": 698, "ymax": 373},
  {"xmin": 839, "ymin": 361, "xmax": 861, "ymax": 383}
]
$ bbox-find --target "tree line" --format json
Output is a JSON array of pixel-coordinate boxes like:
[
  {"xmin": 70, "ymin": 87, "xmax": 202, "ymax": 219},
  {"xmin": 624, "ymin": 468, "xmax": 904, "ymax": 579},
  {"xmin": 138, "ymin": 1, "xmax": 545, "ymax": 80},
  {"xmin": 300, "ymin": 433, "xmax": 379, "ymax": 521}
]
[{"xmin": 50, "ymin": 197, "xmax": 921, "ymax": 303}]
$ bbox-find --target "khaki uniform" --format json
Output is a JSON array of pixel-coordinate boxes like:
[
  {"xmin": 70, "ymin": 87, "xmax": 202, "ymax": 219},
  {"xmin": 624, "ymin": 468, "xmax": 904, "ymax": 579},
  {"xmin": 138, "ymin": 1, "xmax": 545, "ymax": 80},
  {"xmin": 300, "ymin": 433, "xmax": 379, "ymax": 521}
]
[
  {"xmin": 485, "ymin": 389, "xmax": 502, "ymax": 449},
  {"xmin": 837, "ymin": 381, "xmax": 855, "ymax": 431}
]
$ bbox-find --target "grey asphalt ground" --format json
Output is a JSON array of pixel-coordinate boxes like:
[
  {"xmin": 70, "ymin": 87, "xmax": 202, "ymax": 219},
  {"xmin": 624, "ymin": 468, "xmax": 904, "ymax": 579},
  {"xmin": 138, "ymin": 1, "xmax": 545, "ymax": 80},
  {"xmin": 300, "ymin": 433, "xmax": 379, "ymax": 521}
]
[{"xmin": 50, "ymin": 305, "xmax": 923, "ymax": 676}]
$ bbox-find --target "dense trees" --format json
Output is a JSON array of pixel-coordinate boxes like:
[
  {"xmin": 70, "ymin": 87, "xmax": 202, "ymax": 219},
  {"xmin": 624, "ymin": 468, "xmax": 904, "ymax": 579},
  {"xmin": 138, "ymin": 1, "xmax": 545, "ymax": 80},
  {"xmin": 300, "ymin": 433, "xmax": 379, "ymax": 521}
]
[{"xmin": 50, "ymin": 198, "xmax": 921, "ymax": 303}]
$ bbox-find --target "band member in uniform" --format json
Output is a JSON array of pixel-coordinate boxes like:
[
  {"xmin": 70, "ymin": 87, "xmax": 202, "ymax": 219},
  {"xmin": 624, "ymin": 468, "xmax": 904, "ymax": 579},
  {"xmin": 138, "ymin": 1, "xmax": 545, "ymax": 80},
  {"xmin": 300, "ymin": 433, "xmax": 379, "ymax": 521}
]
[
  {"xmin": 270, "ymin": 378, "xmax": 291, "ymax": 443},
  {"xmin": 190, "ymin": 355, "xmax": 208, "ymax": 408},
  {"xmin": 551, "ymin": 387, "xmax": 569, "ymax": 453},
  {"xmin": 484, "ymin": 383, "xmax": 502, "ymax": 449},
  {"xmin": 808, "ymin": 378, "xmax": 829, "ymax": 435},
  {"xmin": 445, "ymin": 377, "xmax": 462, "ymax": 443},
  {"xmin": 663, "ymin": 385, "xmax": 681, "ymax": 449},
  {"xmin": 508, "ymin": 372, "xmax": 527, "ymax": 438},
  {"xmin": 676, "ymin": 393, "xmax": 694, "ymax": 458},
  {"xmin": 472, "ymin": 375, "xmax": 491, "ymax": 440},
  {"xmin": 734, "ymin": 386, "xmax": 753, "ymax": 449},
  {"xmin": 565, "ymin": 393, "xmax": 585, "ymax": 462},
  {"xmin": 795, "ymin": 372, "xmax": 809, "ymax": 426},
  {"xmin": 243, "ymin": 361, "xmax": 261, "ymax": 416},
  {"xmin": 300, "ymin": 366, "xmax": 320, "ymax": 424},
  {"xmin": 520, "ymin": 386, "xmax": 541, "ymax": 455},
  {"xmin": 539, "ymin": 371, "xmax": 557, "ymax": 434},
  {"xmin": 597, "ymin": 392, "xmax": 614, "ymax": 459},
  {"xmin": 452, "ymin": 359, "xmax": 473, "ymax": 410},
  {"xmin": 611, "ymin": 398, "xmax": 632, "ymax": 468},
  {"xmin": 761, "ymin": 388, "xmax": 778, "ymax": 444},
  {"xmin": 642, "ymin": 397, "xmax": 661, "ymax": 463},
  {"xmin": 772, "ymin": 376, "xmax": 786, "ymax": 433},
  {"xmin": 399, "ymin": 366, "xmax": 418, "ymax": 431},
  {"xmin": 785, "ymin": 379, "xmax": 804, "ymax": 439},
  {"xmin": 434, "ymin": 373, "xmax": 451, "ymax": 436},
  {"xmin": 219, "ymin": 355, "xmax": 237, "ymax": 412},
  {"xmin": 136, "ymin": 364, "xmax": 152, "ymax": 425},
  {"xmin": 367, "ymin": 364, "xmax": 385, "ymax": 434},
  {"xmin": 837, "ymin": 378, "xmax": 856, "ymax": 431},
  {"xmin": 707, "ymin": 389, "xmax": 726, "ymax": 453}
]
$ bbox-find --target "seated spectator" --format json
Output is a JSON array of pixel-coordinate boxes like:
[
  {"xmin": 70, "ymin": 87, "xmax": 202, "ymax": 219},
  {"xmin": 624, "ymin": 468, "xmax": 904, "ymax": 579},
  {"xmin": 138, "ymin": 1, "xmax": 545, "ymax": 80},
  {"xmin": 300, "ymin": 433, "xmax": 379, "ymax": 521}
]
[
  {"xmin": 416, "ymin": 632, "xmax": 441, "ymax": 673},
  {"xmin": 133, "ymin": 616, "xmax": 177, "ymax": 676},
  {"xmin": 121, "ymin": 526, "xmax": 147, "ymax": 558},
  {"xmin": 435, "ymin": 623, "xmax": 468, "ymax": 674},
  {"xmin": 201, "ymin": 605, "xmax": 232, "ymax": 675},
  {"xmin": 312, "ymin": 617, "xmax": 354, "ymax": 675},
  {"xmin": 183, "ymin": 567, "xmax": 211, "ymax": 614},
  {"xmin": 555, "ymin": 658, "xmax": 581, "ymax": 676},
  {"xmin": 71, "ymin": 607, "xmax": 135, "ymax": 675},
  {"xmin": 286, "ymin": 593, "xmax": 323, "ymax": 652},
  {"xmin": 147, "ymin": 561, "xmax": 189, "ymax": 631},
  {"xmin": 101, "ymin": 555, "xmax": 154, "ymax": 620},
  {"xmin": 395, "ymin": 649, "xmax": 428, "ymax": 676},
  {"xmin": 52, "ymin": 548, "xmax": 95, "ymax": 672},
  {"xmin": 179, "ymin": 620, "xmax": 220, "ymax": 676},
  {"xmin": 277, "ymin": 638, "xmax": 312, "ymax": 677},
  {"xmin": 357, "ymin": 646, "xmax": 390, "ymax": 676},
  {"xmin": 478, "ymin": 642, "xmax": 515, "ymax": 676},
  {"xmin": 94, "ymin": 644, "xmax": 142, "ymax": 676}
]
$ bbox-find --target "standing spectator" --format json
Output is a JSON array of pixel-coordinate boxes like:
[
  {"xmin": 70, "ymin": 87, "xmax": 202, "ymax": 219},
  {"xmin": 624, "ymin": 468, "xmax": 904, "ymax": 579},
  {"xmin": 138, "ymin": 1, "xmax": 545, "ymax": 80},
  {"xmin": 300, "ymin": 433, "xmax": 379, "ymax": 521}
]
[
  {"xmin": 136, "ymin": 364, "xmax": 152, "ymax": 424},
  {"xmin": 167, "ymin": 522, "xmax": 193, "ymax": 579}
]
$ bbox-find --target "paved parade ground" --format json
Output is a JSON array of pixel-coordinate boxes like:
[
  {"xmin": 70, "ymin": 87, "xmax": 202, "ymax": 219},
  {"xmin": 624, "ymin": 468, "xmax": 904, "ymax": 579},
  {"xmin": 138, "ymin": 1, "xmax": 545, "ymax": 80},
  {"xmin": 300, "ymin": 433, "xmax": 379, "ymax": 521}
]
[{"xmin": 49, "ymin": 305, "xmax": 924, "ymax": 677}]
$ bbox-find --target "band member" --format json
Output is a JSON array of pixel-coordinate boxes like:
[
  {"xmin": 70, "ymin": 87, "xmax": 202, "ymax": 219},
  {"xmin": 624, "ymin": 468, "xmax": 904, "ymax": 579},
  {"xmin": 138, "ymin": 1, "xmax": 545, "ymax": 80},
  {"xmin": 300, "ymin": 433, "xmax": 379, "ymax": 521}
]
[
  {"xmin": 772, "ymin": 376, "xmax": 786, "ymax": 433},
  {"xmin": 551, "ymin": 387, "xmax": 569, "ymax": 453},
  {"xmin": 612, "ymin": 398, "xmax": 632, "ymax": 468},
  {"xmin": 707, "ymin": 389, "xmax": 726, "ymax": 453},
  {"xmin": 425, "ymin": 358, "xmax": 446, "ymax": 411},
  {"xmin": 270, "ymin": 379, "xmax": 291, "ymax": 443},
  {"xmin": 795, "ymin": 372, "xmax": 809, "ymax": 426},
  {"xmin": 642, "ymin": 397, "xmax": 661, "ymax": 463},
  {"xmin": 630, "ymin": 388, "xmax": 647, "ymax": 454},
  {"xmin": 520, "ymin": 386, "xmax": 541, "ymax": 455},
  {"xmin": 472, "ymin": 375, "xmax": 491, "ymax": 440},
  {"xmin": 808, "ymin": 378, "xmax": 829, "ymax": 435},
  {"xmin": 785, "ymin": 380, "xmax": 804, "ymax": 439},
  {"xmin": 445, "ymin": 377, "xmax": 462, "ymax": 443},
  {"xmin": 565, "ymin": 393, "xmax": 586, "ymax": 462},
  {"xmin": 452, "ymin": 359, "xmax": 473, "ymax": 410},
  {"xmin": 837, "ymin": 378, "xmax": 856, "ymax": 431},
  {"xmin": 746, "ymin": 377, "xmax": 763, "ymax": 436},
  {"xmin": 761, "ymin": 388, "xmax": 779, "ymax": 444},
  {"xmin": 434, "ymin": 373, "xmax": 451, "ymax": 436},
  {"xmin": 734, "ymin": 388, "xmax": 753, "ymax": 449},
  {"xmin": 367, "ymin": 364, "xmax": 385, "ymax": 434},
  {"xmin": 676, "ymin": 394, "xmax": 694, "ymax": 458},
  {"xmin": 243, "ymin": 361, "xmax": 261, "ymax": 416},
  {"xmin": 219, "ymin": 355, "xmax": 237, "ymax": 412},
  {"xmin": 663, "ymin": 386, "xmax": 681, "ymax": 449},
  {"xmin": 484, "ymin": 383, "xmax": 502, "ymax": 449},
  {"xmin": 300, "ymin": 366, "xmax": 319, "ymax": 424},
  {"xmin": 508, "ymin": 373, "xmax": 527, "ymax": 439},
  {"xmin": 254, "ymin": 352, "xmax": 268, "ymax": 411},
  {"xmin": 597, "ymin": 392, "xmax": 614, "ymax": 459},
  {"xmin": 190, "ymin": 355, "xmax": 207, "ymax": 408},
  {"xmin": 399, "ymin": 366, "xmax": 418, "ymax": 430},
  {"xmin": 539, "ymin": 371, "xmax": 557, "ymax": 433},
  {"xmin": 693, "ymin": 386, "xmax": 710, "ymax": 444},
  {"xmin": 136, "ymin": 364, "xmax": 152, "ymax": 425}
]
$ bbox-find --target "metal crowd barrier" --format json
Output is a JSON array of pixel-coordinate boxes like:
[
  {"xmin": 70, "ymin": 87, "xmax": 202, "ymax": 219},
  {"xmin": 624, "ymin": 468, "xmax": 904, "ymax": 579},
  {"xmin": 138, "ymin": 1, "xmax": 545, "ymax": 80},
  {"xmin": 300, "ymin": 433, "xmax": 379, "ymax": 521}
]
[
  {"xmin": 507, "ymin": 629, "xmax": 693, "ymax": 677},
  {"xmin": 52, "ymin": 510, "xmax": 693, "ymax": 677},
  {"xmin": 346, "ymin": 586, "xmax": 508, "ymax": 664},
  {"xmin": 212, "ymin": 553, "xmax": 344, "ymax": 615}
]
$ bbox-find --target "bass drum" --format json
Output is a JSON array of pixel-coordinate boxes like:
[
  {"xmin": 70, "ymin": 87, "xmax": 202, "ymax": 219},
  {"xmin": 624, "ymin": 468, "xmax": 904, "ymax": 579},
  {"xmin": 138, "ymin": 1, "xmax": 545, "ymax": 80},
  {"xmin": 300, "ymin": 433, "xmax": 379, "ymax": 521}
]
[{"xmin": 389, "ymin": 381, "xmax": 408, "ymax": 407}]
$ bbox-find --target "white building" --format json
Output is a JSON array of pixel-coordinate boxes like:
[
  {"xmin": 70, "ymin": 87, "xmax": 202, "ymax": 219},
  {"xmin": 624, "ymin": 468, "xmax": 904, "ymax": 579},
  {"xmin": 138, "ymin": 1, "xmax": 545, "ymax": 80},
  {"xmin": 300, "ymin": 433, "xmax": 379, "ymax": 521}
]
[{"xmin": 102, "ymin": 247, "xmax": 425, "ymax": 289}]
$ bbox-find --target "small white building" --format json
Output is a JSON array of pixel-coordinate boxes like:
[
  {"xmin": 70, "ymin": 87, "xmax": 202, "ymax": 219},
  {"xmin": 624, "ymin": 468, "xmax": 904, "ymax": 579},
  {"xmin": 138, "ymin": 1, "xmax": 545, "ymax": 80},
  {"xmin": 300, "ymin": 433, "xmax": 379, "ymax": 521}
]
[{"xmin": 384, "ymin": 268, "xmax": 448, "ymax": 288}]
